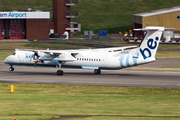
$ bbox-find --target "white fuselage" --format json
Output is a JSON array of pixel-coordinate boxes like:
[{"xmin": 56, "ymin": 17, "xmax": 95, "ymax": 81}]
[{"xmin": 4, "ymin": 48, "xmax": 155, "ymax": 70}]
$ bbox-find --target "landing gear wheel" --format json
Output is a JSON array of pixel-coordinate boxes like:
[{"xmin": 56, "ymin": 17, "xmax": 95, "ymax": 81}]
[
  {"xmin": 57, "ymin": 70, "xmax": 64, "ymax": 76},
  {"xmin": 94, "ymin": 69, "xmax": 101, "ymax": 74},
  {"xmin": 9, "ymin": 67, "xmax": 14, "ymax": 71}
]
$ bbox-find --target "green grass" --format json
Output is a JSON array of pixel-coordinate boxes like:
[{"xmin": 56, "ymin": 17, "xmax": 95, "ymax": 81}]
[
  {"xmin": 72, "ymin": 0, "xmax": 180, "ymax": 34},
  {"xmin": 0, "ymin": 50, "xmax": 14, "ymax": 61},
  {"xmin": 0, "ymin": 116, "xmax": 59, "ymax": 120},
  {"xmin": 0, "ymin": 83, "xmax": 180, "ymax": 120},
  {"xmin": 158, "ymin": 44, "xmax": 180, "ymax": 50},
  {"xmin": 23, "ymin": 43, "xmax": 88, "ymax": 50},
  {"xmin": 73, "ymin": 116, "xmax": 180, "ymax": 120},
  {"xmin": 156, "ymin": 51, "xmax": 180, "ymax": 58},
  {"xmin": 0, "ymin": 42, "xmax": 89, "ymax": 50}
]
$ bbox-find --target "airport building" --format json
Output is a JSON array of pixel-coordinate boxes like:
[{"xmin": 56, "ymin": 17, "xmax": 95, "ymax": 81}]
[
  {"xmin": 0, "ymin": 0, "xmax": 79, "ymax": 40},
  {"xmin": 132, "ymin": 6, "xmax": 180, "ymax": 36}
]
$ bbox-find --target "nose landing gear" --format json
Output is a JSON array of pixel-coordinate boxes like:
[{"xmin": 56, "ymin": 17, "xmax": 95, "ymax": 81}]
[{"xmin": 9, "ymin": 66, "xmax": 14, "ymax": 71}]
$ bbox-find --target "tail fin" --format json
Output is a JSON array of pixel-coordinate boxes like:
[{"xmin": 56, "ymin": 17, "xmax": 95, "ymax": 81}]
[{"xmin": 134, "ymin": 26, "xmax": 165, "ymax": 60}]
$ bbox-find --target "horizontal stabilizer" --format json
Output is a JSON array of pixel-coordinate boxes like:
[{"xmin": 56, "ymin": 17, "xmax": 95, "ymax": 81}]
[{"xmin": 134, "ymin": 26, "xmax": 164, "ymax": 31}]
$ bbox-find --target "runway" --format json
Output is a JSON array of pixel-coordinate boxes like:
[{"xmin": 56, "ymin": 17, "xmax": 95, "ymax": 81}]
[{"xmin": 1, "ymin": 63, "xmax": 180, "ymax": 88}]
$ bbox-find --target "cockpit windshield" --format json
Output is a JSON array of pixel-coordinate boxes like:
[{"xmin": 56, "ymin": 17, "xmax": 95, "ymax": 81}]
[{"xmin": 11, "ymin": 52, "xmax": 16, "ymax": 55}]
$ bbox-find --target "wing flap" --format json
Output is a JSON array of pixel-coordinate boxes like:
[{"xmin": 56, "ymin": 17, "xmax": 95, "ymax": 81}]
[{"xmin": 35, "ymin": 50, "xmax": 78, "ymax": 62}]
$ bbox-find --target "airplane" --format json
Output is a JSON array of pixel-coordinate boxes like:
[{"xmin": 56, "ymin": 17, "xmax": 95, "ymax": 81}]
[{"xmin": 4, "ymin": 26, "xmax": 165, "ymax": 76}]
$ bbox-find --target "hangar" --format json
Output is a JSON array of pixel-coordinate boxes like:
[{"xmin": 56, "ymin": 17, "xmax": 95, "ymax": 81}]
[
  {"xmin": 0, "ymin": 0, "xmax": 79, "ymax": 40},
  {"xmin": 132, "ymin": 6, "xmax": 180, "ymax": 36},
  {"xmin": 0, "ymin": 11, "xmax": 50, "ymax": 39}
]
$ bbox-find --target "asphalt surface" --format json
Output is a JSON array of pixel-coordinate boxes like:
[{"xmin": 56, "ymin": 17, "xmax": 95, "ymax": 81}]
[{"xmin": 1, "ymin": 58, "xmax": 180, "ymax": 88}]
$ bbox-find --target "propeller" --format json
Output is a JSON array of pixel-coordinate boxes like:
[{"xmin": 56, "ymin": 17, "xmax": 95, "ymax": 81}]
[{"xmin": 33, "ymin": 52, "xmax": 40, "ymax": 68}]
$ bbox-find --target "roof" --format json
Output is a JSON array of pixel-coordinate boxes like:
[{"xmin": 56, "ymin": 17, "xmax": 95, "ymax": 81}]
[{"xmin": 134, "ymin": 6, "xmax": 180, "ymax": 17}]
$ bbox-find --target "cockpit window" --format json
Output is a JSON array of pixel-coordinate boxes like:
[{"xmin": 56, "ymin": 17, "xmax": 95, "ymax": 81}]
[{"xmin": 12, "ymin": 52, "xmax": 16, "ymax": 55}]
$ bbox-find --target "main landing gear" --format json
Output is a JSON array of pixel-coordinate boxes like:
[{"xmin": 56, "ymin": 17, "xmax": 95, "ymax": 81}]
[
  {"xmin": 56, "ymin": 62, "xmax": 64, "ymax": 76},
  {"xmin": 57, "ymin": 70, "xmax": 64, "ymax": 76},
  {"xmin": 94, "ymin": 69, "xmax": 101, "ymax": 74},
  {"xmin": 9, "ymin": 65, "xmax": 14, "ymax": 71}
]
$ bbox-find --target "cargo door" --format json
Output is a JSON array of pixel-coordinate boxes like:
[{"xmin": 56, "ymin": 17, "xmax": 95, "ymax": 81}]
[{"xmin": 101, "ymin": 55, "xmax": 106, "ymax": 67}]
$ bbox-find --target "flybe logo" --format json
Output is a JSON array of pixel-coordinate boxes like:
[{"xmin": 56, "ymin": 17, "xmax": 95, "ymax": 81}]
[
  {"xmin": 0, "ymin": 12, "xmax": 27, "ymax": 18},
  {"xmin": 25, "ymin": 52, "xmax": 36, "ymax": 62},
  {"xmin": 119, "ymin": 53, "xmax": 139, "ymax": 68},
  {"xmin": 140, "ymin": 37, "xmax": 159, "ymax": 60}
]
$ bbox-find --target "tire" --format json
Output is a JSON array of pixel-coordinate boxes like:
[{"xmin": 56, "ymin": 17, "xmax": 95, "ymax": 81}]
[
  {"xmin": 94, "ymin": 69, "xmax": 101, "ymax": 74},
  {"xmin": 9, "ymin": 67, "xmax": 14, "ymax": 71},
  {"xmin": 57, "ymin": 70, "xmax": 64, "ymax": 76}
]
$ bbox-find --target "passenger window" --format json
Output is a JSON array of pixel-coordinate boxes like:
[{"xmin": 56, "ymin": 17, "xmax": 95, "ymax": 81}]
[
  {"xmin": 77, "ymin": 58, "xmax": 79, "ymax": 60},
  {"xmin": 82, "ymin": 58, "xmax": 84, "ymax": 61},
  {"xmin": 80, "ymin": 58, "xmax": 81, "ymax": 60}
]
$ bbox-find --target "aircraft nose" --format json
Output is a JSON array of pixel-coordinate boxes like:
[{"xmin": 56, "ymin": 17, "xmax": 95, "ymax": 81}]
[{"xmin": 3, "ymin": 57, "xmax": 9, "ymax": 64}]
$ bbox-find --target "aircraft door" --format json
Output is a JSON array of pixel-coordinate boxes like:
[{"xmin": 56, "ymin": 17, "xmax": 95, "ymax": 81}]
[
  {"xmin": 18, "ymin": 52, "xmax": 24, "ymax": 63},
  {"xmin": 101, "ymin": 55, "xmax": 106, "ymax": 67}
]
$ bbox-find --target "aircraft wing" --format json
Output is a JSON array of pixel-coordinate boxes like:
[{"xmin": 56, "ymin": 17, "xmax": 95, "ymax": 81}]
[
  {"xmin": 15, "ymin": 49, "xmax": 79, "ymax": 62},
  {"xmin": 95, "ymin": 46, "xmax": 138, "ymax": 52},
  {"xmin": 34, "ymin": 50, "xmax": 79, "ymax": 62}
]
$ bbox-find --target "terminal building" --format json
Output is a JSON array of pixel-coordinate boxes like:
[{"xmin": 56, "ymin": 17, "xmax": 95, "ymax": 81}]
[
  {"xmin": 0, "ymin": 0, "xmax": 79, "ymax": 40},
  {"xmin": 132, "ymin": 6, "xmax": 180, "ymax": 37}
]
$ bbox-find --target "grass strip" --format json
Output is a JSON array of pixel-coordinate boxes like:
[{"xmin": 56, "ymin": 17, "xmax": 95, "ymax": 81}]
[
  {"xmin": 0, "ymin": 115, "xmax": 59, "ymax": 120},
  {"xmin": 0, "ymin": 50, "xmax": 14, "ymax": 62},
  {"xmin": 0, "ymin": 83, "xmax": 180, "ymax": 120},
  {"xmin": 73, "ymin": 116, "xmax": 180, "ymax": 120}
]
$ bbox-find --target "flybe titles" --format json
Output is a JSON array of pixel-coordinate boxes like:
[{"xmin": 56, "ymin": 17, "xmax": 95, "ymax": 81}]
[
  {"xmin": 0, "ymin": 12, "xmax": 27, "ymax": 18},
  {"xmin": 140, "ymin": 37, "xmax": 159, "ymax": 60}
]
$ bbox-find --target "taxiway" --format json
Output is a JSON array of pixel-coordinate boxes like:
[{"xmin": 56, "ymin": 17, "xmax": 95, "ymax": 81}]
[{"xmin": 0, "ymin": 62, "xmax": 180, "ymax": 88}]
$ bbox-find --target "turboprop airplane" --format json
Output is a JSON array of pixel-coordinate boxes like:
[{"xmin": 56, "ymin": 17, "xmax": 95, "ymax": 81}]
[{"xmin": 4, "ymin": 26, "xmax": 165, "ymax": 76}]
